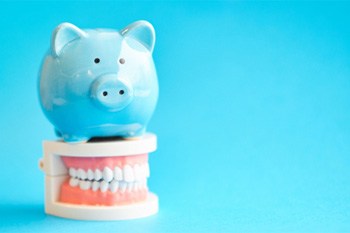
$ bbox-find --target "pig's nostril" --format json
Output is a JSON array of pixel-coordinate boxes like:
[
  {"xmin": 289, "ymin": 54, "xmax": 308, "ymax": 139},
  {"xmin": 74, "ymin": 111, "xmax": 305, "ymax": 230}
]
[
  {"xmin": 102, "ymin": 91, "xmax": 108, "ymax": 96},
  {"xmin": 119, "ymin": 90, "xmax": 125, "ymax": 95}
]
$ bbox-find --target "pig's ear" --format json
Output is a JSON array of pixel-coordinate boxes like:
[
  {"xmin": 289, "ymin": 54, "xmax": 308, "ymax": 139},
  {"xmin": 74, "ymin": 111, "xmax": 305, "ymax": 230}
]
[
  {"xmin": 121, "ymin": 20, "xmax": 155, "ymax": 53},
  {"xmin": 51, "ymin": 23, "xmax": 86, "ymax": 57}
]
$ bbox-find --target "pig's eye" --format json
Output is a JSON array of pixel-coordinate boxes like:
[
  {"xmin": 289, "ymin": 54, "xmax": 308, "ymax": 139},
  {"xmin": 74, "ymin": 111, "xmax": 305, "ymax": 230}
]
[
  {"xmin": 94, "ymin": 58, "xmax": 100, "ymax": 64},
  {"xmin": 119, "ymin": 58, "xmax": 125, "ymax": 64}
]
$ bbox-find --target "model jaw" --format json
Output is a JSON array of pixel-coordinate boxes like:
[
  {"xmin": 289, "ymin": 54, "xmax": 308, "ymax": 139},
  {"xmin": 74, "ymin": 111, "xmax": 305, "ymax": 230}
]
[{"xmin": 60, "ymin": 154, "xmax": 150, "ymax": 205}]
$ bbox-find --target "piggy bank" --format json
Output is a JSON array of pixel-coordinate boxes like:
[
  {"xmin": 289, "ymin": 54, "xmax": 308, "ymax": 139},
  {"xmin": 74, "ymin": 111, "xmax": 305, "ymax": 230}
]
[{"xmin": 39, "ymin": 21, "xmax": 158, "ymax": 143}]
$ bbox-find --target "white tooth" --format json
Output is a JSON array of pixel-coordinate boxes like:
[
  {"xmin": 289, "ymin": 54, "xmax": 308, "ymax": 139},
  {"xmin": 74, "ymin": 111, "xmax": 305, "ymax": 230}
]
[
  {"xmin": 139, "ymin": 164, "xmax": 145, "ymax": 177},
  {"xmin": 109, "ymin": 180, "xmax": 119, "ymax": 193},
  {"xmin": 140, "ymin": 179, "xmax": 147, "ymax": 189},
  {"xmin": 134, "ymin": 182, "xmax": 140, "ymax": 191},
  {"xmin": 119, "ymin": 181, "xmax": 127, "ymax": 193},
  {"xmin": 127, "ymin": 182, "xmax": 134, "ymax": 192},
  {"xmin": 87, "ymin": 169, "xmax": 94, "ymax": 180},
  {"xmin": 144, "ymin": 163, "xmax": 150, "ymax": 178},
  {"xmin": 69, "ymin": 168, "xmax": 77, "ymax": 177},
  {"xmin": 69, "ymin": 178, "xmax": 79, "ymax": 187},
  {"xmin": 140, "ymin": 164, "xmax": 148, "ymax": 178},
  {"xmin": 77, "ymin": 168, "xmax": 87, "ymax": 180},
  {"xmin": 100, "ymin": 180, "xmax": 108, "ymax": 192},
  {"xmin": 95, "ymin": 169, "xmax": 102, "ymax": 180},
  {"xmin": 103, "ymin": 167, "xmax": 113, "ymax": 182},
  {"xmin": 138, "ymin": 182, "xmax": 143, "ymax": 191},
  {"xmin": 134, "ymin": 164, "xmax": 142, "ymax": 181},
  {"xmin": 114, "ymin": 166, "xmax": 123, "ymax": 181},
  {"xmin": 79, "ymin": 180, "xmax": 91, "ymax": 190},
  {"xmin": 92, "ymin": 181, "xmax": 100, "ymax": 192},
  {"xmin": 123, "ymin": 165, "xmax": 134, "ymax": 182}
]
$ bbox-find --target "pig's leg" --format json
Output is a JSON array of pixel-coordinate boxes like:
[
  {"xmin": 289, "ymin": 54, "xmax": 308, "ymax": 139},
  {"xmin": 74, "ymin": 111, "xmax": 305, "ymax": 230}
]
[
  {"xmin": 54, "ymin": 128, "xmax": 62, "ymax": 137},
  {"xmin": 127, "ymin": 127, "xmax": 146, "ymax": 138},
  {"xmin": 62, "ymin": 134, "xmax": 89, "ymax": 144}
]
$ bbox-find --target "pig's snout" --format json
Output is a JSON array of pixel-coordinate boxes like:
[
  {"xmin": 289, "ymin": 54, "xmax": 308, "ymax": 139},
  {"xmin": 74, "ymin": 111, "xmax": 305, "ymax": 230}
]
[{"xmin": 91, "ymin": 74, "xmax": 133, "ymax": 111}]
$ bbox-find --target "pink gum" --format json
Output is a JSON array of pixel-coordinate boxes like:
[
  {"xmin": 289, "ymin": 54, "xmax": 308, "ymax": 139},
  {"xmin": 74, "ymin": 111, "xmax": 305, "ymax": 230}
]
[
  {"xmin": 61, "ymin": 154, "xmax": 148, "ymax": 170},
  {"xmin": 60, "ymin": 180, "xmax": 148, "ymax": 206}
]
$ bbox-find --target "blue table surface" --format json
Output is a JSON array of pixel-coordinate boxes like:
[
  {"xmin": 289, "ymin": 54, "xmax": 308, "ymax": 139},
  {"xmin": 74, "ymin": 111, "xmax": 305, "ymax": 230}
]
[{"xmin": 0, "ymin": 1, "xmax": 349, "ymax": 232}]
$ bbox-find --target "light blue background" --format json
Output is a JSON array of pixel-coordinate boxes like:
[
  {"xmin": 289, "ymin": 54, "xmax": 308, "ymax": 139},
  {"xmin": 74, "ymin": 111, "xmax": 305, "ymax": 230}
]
[{"xmin": 0, "ymin": 1, "xmax": 349, "ymax": 232}]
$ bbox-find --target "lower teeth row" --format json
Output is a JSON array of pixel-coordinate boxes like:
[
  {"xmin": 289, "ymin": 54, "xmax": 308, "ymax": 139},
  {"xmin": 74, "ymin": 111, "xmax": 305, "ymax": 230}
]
[{"xmin": 69, "ymin": 178, "xmax": 147, "ymax": 193}]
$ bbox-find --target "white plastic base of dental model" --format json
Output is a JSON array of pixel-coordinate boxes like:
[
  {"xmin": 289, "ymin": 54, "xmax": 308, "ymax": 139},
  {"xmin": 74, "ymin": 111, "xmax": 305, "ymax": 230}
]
[
  {"xmin": 40, "ymin": 133, "xmax": 157, "ymax": 176},
  {"xmin": 46, "ymin": 193, "xmax": 158, "ymax": 220}
]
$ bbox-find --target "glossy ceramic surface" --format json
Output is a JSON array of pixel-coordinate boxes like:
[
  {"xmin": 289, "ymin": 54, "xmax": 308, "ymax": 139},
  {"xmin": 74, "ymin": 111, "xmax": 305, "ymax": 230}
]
[{"xmin": 38, "ymin": 21, "xmax": 158, "ymax": 143}]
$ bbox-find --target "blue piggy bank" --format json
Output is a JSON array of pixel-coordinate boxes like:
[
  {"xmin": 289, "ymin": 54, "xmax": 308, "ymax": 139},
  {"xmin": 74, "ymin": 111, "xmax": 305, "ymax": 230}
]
[{"xmin": 39, "ymin": 21, "xmax": 158, "ymax": 143}]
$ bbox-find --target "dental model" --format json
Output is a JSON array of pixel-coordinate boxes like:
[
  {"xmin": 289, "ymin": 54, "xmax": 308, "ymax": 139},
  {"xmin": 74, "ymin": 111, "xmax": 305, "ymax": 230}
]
[{"xmin": 38, "ymin": 21, "xmax": 159, "ymax": 220}]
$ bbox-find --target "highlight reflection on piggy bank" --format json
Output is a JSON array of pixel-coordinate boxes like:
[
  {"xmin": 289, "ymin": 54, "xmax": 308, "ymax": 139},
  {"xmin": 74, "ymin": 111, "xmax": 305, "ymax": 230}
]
[{"xmin": 38, "ymin": 21, "xmax": 158, "ymax": 143}]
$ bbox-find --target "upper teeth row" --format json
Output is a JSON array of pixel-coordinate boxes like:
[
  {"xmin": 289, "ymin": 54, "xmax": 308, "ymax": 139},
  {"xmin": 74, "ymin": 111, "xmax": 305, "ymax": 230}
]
[{"xmin": 68, "ymin": 163, "xmax": 150, "ymax": 183}]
